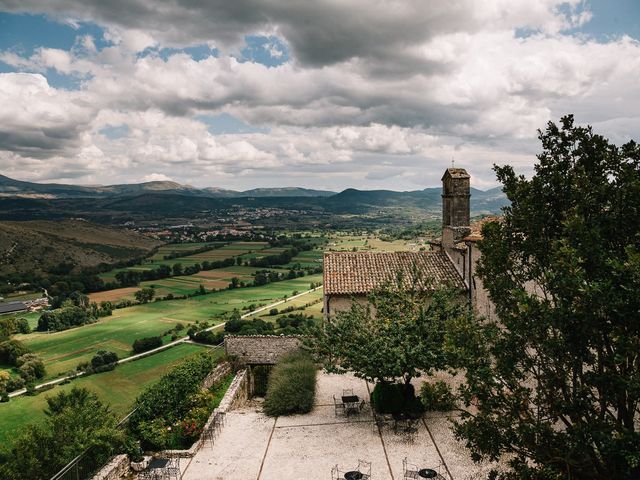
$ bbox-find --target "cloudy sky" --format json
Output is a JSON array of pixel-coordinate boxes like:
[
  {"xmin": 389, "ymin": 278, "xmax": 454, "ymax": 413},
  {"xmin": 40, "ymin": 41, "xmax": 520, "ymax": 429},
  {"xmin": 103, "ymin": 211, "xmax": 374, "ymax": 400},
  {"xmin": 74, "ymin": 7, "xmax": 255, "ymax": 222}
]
[{"xmin": 0, "ymin": 0, "xmax": 639, "ymax": 191}]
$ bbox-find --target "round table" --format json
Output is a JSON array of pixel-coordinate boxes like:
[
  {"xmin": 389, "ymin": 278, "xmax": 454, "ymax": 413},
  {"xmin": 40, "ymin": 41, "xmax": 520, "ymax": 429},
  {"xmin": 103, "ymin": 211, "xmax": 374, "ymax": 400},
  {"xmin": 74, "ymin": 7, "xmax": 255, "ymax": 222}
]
[
  {"xmin": 418, "ymin": 469, "xmax": 438, "ymax": 478},
  {"xmin": 344, "ymin": 471, "xmax": 363, "ymax": 480}
]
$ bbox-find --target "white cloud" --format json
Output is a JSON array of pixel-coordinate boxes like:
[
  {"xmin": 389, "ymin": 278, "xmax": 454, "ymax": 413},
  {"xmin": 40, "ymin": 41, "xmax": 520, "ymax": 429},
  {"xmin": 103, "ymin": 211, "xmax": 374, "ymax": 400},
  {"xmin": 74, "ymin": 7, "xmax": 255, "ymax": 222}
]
[{"xmin": 0, "ymin": 0, "xmax": 638, "ymax": 190}]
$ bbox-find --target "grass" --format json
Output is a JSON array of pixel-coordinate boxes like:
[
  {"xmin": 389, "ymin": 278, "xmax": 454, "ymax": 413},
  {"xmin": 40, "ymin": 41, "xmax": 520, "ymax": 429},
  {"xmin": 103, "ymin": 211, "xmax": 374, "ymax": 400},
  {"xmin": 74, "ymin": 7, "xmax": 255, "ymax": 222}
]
[
  {"xmin": 17, "ymin": 274, "xmax": 322, "ymax": 380},
  {"xmin": 99, "ymin": 240, "xmax": 271, "ymax": 281},
  {"xmin": 0, "ymin": 342, "xmax": 215, "ymax": 447},
  {"xmin": 247, "ymin": 288, "xmax": 324, "ymax": 322}
]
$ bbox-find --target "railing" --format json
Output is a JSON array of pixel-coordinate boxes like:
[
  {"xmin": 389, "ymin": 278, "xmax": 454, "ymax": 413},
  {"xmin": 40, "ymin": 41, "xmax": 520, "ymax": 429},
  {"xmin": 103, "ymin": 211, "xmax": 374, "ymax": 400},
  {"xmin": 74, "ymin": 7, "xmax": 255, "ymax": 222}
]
[
  {"xmin": 49, "ymin": 408, "xmax": 137, "ymax": 480},
  {"xmin": 49, "ymin": 341, "xmax": 225, "ymax": 480}
]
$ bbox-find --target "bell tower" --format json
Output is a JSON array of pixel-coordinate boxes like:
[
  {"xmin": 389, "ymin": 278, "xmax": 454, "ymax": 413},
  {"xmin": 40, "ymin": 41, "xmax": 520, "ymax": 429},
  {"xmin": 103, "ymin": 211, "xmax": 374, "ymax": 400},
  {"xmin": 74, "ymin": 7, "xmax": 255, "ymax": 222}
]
[{"xmin": 441, "ymin": 168, "xmax": 471, "ymax": 250}]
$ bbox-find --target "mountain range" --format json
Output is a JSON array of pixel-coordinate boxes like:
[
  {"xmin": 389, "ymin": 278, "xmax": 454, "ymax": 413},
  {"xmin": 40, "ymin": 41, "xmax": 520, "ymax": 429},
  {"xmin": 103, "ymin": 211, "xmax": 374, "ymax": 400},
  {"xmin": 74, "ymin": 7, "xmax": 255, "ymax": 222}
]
[
  {"xmin": 0, "ymin": 174, "xmax": 508, "ymax": 222},
  {"xmin": 0, "ymin": 175, "xmax": 334, "ymax": 198}
]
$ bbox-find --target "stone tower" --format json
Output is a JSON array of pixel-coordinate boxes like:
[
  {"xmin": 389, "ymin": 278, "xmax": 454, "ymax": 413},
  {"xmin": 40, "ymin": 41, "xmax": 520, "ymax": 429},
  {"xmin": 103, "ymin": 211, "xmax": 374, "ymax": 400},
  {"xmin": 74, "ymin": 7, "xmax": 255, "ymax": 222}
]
[{"xmin": 441, "ymin": 168, "xmax": 471, "ymax": 250}]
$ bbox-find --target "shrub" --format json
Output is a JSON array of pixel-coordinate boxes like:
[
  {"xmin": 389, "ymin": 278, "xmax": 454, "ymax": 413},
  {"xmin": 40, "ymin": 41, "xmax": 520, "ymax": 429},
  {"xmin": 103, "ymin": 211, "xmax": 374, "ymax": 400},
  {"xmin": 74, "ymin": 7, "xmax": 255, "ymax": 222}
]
[
  {"xmin": 16, "ymin": 354, "xmax": 46, "ymax": 381},
  {"xmin": 263, "ymin": 352, "xmax": 317, "ymax": 416},
  {"xmin": 132, "ymin": 336, "xmax": 162, "ymax": 354},
  {"xmin": 370, "ymin": 382, "xmax": 405, "ymax": 414},
  {"xmin": 129, "ymin": 352, "xmax": 220, "ymax": 449},
  {"xmin": 420, "ymin": 380, "xmax": 456, "ymax": 411},
  {"xmin": 0, "ymin": 339, "xmax": 30, "ymax": 365},
  {"xmin": 89, "ymin": 350, "xmax": 119, "ymax": 373},
  {"xmin": 6, "ymin": 375, "xmax": 25, "ymax": 393}
]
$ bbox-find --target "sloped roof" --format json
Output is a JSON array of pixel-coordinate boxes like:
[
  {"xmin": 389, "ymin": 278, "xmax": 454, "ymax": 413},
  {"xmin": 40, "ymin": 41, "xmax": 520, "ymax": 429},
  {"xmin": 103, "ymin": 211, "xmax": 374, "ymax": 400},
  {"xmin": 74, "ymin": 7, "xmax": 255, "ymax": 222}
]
[
  {"xmin": 0, "ymin": 301, "xmax": 28, "ymax": 314},
  {"xmin": 323, "ymin": 251, "xmax": 466, "ymax": 295},
  {"xmin": 442, "ymin": 168, "xmax": 470, "ymax": 180},
  {"xmin": 463, "ymin": 215, "xmax": 502, "ymax": 242}
]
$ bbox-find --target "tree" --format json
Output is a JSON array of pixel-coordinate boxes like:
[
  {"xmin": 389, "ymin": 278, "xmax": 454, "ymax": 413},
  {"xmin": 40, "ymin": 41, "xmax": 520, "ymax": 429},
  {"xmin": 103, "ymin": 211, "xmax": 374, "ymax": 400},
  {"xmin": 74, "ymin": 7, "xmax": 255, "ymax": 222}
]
[
  {"xmin": 172, "ymin": 263, "xmax": 183, "ymax": 276},
  {"xmin": 453, "ymin": 116, "xmax": 640, "ymax": 479},
  {"xmin": 0, "ymin": 387, "xmax": 124, "ymax": 480},
  {"xmin": 134, "ymin": 287, "xmax": 155, "ymax": 304},
  {"xmin": 309, "ymin": 273, "xmax": 467, "ymax": 386}
]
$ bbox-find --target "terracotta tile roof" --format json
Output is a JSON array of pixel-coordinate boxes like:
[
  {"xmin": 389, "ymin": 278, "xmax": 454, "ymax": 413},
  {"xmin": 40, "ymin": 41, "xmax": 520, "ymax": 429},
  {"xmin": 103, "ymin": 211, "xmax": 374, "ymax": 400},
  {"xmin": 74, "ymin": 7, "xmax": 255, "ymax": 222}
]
[
  {"xmin": 323, "ymin": 251, "xmax": 466, "ymax": 295},
  {"xmin": 463, "ymin": 215, "xmax": 502, "ymax": 242}
]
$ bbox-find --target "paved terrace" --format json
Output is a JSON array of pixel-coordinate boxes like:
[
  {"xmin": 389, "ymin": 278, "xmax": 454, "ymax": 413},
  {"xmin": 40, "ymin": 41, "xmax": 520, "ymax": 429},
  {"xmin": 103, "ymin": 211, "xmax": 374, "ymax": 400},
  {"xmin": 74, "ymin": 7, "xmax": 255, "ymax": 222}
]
[{"xmin": 177, "ymin": 372, "xmax": 499, "ymax": 480}]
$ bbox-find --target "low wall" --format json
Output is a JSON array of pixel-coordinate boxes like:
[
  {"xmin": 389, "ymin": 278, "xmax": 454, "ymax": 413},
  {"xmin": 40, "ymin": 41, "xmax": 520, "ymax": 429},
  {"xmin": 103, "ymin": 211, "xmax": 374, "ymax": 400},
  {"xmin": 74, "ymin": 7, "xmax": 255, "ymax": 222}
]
[
  {"xmin": 161, "ymin": 368, "xmax": 248, "ymax": 458},
  {"xmin": 202, "ymin": 362, "xmax": 232, "ymax": 390},
  {"xmin": 225, "ymin": 335, "xmax": 304, "ymax": 365},
  {"xmin": 90, "ymin": 454, "xmax": 128, "ymax": 480}
]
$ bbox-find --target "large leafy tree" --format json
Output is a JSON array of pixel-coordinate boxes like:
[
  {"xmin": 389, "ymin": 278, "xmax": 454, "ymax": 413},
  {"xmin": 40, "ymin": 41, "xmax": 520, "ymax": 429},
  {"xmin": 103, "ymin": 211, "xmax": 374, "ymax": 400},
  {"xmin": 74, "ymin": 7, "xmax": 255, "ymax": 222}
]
[
  {"xmin": 309, "ymin": 272, "xmax": 468, "ymax": 385},
  {"xmin": 454, "ymin": 116, "xmax": 640, "ymax": 479},
  {"xmin": 0, "ymin": 387, "xmax": 124, "ymax": 480}
]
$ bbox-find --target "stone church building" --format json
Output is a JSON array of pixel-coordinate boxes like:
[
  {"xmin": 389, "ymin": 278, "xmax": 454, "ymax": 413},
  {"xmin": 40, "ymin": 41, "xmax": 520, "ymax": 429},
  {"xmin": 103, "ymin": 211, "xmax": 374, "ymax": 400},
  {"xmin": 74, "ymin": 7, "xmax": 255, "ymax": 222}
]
[{"xmin": 323, "ymin": 168, "xmax": 496, "ymax": 319}]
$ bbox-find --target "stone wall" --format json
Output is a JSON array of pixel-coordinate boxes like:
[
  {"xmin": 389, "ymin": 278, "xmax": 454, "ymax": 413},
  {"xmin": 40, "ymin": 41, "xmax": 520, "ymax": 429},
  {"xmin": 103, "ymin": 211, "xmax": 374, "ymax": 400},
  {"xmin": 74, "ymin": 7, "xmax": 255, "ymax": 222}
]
[
  {"xmin": 161, "ymin": 368, "xmax": 248, "ymax": 458},
  {"xmin": 202, "ymin": 362, "xmax": 232, "ymax": 390},
  {"xmin": 225, "ymin": 335, "xmax": 303, "ymax": 365},
  {"xmin": 90, "ymin": 454, "xmax": 128, "ymax": 480}
]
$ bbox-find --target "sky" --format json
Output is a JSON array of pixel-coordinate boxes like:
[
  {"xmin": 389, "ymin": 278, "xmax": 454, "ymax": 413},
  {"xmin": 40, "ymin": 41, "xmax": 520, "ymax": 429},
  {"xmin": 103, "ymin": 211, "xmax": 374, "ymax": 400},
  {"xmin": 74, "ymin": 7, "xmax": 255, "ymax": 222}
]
[{"xmin": 0, "ymin": 1, "xmax": 638, "ymax": 192}]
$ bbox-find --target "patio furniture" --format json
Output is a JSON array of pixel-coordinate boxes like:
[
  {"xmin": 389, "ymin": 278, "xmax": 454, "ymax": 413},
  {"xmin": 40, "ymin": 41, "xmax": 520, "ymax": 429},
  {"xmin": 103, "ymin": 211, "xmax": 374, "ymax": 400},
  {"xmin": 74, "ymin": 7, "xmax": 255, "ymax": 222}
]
[
  {"xmin": 333, "ymin": 395, "xmax": 346, "ymax": 417},
  {"xmin": 331, "ymin": 464, "xmax": 345, "ymax": 480},
  {"xmin": 166, "ymin": 455, "xmax": 181, "ymax": 480},
  {"xmin": 392, "ymin": 412, "xmax": 408, "ymax": 432},
  {"xmin": 344, "ymin": 471, "xmax": 364, "ymax": 480},
  {"xmin": 342, "ymin": 394, "xmax": 360, "ymax": 415},
  {"xmin": 402, "ymin": 417, "xmax": 420, "ymax": 443},
  {"xmin": 143, "ymin": 457, "xmax": 170, "ymax": 479},
  {"xmin": 373, "ymin": 412, "xmax": 390, "ymax": 432},
  {"xmin": 417, "ymin": 461, "xmax": 447, "ymax": 479},
  {"xmin": 403, "ymin": 457, "xmax": 420, "ymax": 479},
  {"xmin": 355, "ymin": 459, "xmax": 371, "ymax": 480}
]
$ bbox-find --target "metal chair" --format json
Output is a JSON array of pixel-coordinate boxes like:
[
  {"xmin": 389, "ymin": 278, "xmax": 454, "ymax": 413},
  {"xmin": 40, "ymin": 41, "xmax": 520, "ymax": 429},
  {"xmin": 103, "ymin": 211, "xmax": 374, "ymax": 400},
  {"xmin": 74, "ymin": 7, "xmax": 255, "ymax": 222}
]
[
  {"xmin": 373, "ymin": 412, "xmax": 389, "ymax": 432},
  {"xmin": 402, "ymin": 418, "xmax": 420, "ymax": 443},
  {"xmin": 333, "ymin": 395, "xmax": 345, "ymax": 417},
  {"xmin": 166, "ymin": 455, "xmax": 181, "ymax": 480},
  {"xmin": 403, "ymin": 457, "xmax": 420, "ymax": 479},
  {"xmin": 331, "ymin": 464, "xmax": 345, "ymax": 480},
  {"xmin": 356, "ymin": 459, "xmax": 371, "ymax": 480}
]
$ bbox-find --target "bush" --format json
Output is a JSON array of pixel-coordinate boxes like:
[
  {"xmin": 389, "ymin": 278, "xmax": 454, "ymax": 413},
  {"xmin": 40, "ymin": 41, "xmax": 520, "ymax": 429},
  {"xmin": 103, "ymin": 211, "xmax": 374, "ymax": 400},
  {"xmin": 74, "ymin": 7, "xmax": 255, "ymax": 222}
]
[
  {"xmin": 263, "ymin": 352, "xmax": 317, "ymax": 416},
  {"xmin": 420, "ymin": 380, "xmax": 456, "ymax": 411},
  {"xmin": 370, "ymin": 382, "xmax": 405, "ymax": 414},
  {"xmin": 132, "ymin": 336, "xmax": 162, "ymax": 354},
  {"xmin": 0, "ymin": 339, "xmax": 30, "ymax": 365},
  {"xmin": 6, "ymin": 375, "xmax": 25, "ymax": 393},
  {"xmin": 89, "ymin": 350, "xmax": 119, "ymax": 373},
  {"xmin": 16, "ymin": 354, "xmax": 46, "ymax": 381},
  {"xmin": 129, "ymin": 352, "xmax": 220, "ymax": 449}
]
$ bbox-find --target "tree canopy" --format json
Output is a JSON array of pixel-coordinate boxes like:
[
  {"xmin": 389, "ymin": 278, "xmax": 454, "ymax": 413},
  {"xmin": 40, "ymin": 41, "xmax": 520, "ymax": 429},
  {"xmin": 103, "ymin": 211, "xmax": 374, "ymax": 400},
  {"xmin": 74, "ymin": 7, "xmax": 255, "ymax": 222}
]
[
  {"xmin": 454, "ymin": 115, "xmax": 640, "ymax": 479},
  {"xmin": 309, "ymin": 272, "xmax": 468, "ymax": 385}
]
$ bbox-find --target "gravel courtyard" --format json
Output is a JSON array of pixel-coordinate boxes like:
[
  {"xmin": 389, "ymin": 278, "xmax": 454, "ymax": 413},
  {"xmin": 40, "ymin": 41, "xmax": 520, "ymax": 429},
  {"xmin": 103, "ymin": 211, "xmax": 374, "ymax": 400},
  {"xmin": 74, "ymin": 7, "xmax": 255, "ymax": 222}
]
[{"xmin": 180, "ymin": 372, "xmax": 499, "ymax": 480}]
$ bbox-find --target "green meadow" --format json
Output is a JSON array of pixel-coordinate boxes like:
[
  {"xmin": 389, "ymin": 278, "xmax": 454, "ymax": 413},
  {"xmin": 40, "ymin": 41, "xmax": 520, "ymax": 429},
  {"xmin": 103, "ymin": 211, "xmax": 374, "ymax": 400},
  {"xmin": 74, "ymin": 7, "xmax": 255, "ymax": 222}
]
[
  {"xmin": 17, "ymin": 274, "xmax": 322, "ymax": 380},
  {"xmin": 0, "ymin": 343, "xmax": 214, "ymax": 446}
]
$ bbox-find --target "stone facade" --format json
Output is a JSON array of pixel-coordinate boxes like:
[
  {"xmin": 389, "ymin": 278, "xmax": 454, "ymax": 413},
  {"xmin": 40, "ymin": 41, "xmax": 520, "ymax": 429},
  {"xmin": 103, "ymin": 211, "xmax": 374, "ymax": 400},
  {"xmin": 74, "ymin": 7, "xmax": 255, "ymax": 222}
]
[{"xmin": 224, "ymin": 335, "xmax": 303, "ymax": 365}]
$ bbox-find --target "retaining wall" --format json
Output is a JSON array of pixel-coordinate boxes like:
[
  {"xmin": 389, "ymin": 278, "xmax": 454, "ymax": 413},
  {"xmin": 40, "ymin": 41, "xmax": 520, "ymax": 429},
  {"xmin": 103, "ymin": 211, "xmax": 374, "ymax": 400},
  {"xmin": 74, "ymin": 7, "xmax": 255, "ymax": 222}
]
[{"xmin": 224, "ymin": 335, "xmax": 304, "ymax": 365}]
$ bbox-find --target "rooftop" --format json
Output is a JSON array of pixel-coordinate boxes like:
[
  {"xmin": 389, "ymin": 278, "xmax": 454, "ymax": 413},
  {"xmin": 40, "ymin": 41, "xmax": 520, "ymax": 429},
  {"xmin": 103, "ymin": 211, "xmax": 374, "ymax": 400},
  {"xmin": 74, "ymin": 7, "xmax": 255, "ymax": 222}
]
[
  {"xmin": 442, "ymin": 168, "xmax": 470, "ymax": 180},
  {"xmin": 323, "ymin": 251, "xmax": 466, "ymax": 295},
  {"xmin": 0, "ymin": 301, "xmax": 28, "ymax": 315}
]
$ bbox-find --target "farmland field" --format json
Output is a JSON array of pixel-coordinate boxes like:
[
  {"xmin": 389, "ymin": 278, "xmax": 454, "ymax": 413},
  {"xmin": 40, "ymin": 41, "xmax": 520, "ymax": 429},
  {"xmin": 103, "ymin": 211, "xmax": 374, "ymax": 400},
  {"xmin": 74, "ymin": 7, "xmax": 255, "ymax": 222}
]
[
  {"xmin": 246, "ymin": 287, "xmax": 324, "ymax": 322},
  {"xmin": 0, "ymin": 342, "xmax": 214, "ymax": 446},
  {"xmin": 16, "ymin": 274, "xmax": 323, "ymax": 380},
  {"xmin": 98, "ymin": 241, "xmax": 271, "ymax": 281}
]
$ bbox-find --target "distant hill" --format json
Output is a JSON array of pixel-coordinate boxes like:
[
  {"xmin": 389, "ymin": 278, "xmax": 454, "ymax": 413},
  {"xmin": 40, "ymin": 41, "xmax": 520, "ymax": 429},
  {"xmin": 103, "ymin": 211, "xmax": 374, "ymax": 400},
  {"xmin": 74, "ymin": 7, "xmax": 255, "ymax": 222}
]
[
  {"xmin": 0, "ymin": 174, "xmax": 508, "ymax": 222},
  {"xmin": 0, "ymin": 220, "xmax": 161, "ymax": 276},
  {"xmin": 0, "ymin": 174, "xmax": 334, "ymax": 199}
]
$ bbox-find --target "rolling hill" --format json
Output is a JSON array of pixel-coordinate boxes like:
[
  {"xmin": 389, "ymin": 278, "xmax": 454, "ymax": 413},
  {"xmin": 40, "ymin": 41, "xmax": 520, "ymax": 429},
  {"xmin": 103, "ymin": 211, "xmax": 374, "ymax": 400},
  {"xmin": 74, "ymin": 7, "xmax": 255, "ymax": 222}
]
[{"xmin": 0, "ymin": 220, "xmax": 161, "ymax": 276}]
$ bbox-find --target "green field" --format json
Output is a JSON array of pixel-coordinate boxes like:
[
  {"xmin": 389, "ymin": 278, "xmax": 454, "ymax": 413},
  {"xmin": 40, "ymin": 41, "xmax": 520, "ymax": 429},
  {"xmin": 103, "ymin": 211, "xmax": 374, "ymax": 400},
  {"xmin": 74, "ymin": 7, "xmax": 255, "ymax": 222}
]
[
  {"xmin": 17, "ymin": 274, "xmax": 322, "ymax": 380},
  {"xmin": 0, "ymin": 343, "xmax": 214, "ymax": 446},
  {"xmin": 246, "ymin": 287, "xmax": 324, "ymax": 322},
  {"xmin": 98, "ymin": 241, "xmax": 271, "ymax": 281}
]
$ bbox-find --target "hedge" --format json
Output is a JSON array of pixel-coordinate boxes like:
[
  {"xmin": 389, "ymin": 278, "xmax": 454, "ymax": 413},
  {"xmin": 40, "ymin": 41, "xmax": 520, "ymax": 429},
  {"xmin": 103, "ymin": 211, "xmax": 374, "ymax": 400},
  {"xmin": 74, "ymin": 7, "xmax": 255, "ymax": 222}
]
[{"xmin": 263, "ymin": 352, "xmax": 317, "ymax": 417}]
